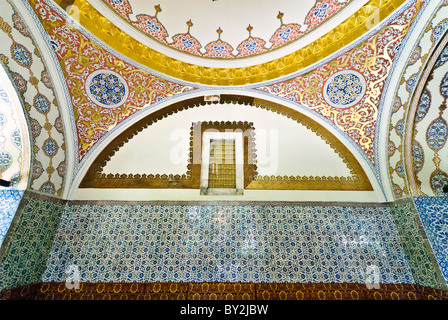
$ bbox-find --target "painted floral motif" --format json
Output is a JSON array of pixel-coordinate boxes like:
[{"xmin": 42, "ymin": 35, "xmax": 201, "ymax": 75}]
[
  {"xmin": 87, "ymin": 71, "xmax": 128, "ymax": 108},
  {"xmin": 32, "ymin": 0, "xmax": 196, "ymax": 160},
  {"xmin": 430, "ymin": 170, "xmax": 448, "ymax": 196},
  {"xmin": 31, "ymin": 160, "xmax": 43, "ymax": 180},
  {"xmin": 0, "ymin": 151, "xmax": 12, "ymax": 172},
  {"xmin": 303, "ymin": 0, "xmax": 348, "ymax": 34},
  {"xmin": 426, "ymin": 117, "xmax": 448, "ymax": 151},
  {"xmin": 314, "ymin": 4, "xmax": 328, "ymax": 18},
  {"xmin": 388, "ymin": 140, "xmax": 396, "ymax": 157},
  {"xmin": 39, "ymin": 181, "xmax": 55, "ymax": 194},
  {"xmin": 12, "ymin": 12, "xmax": 30, "ymax": 37},
  {"xmin": 203, "ymin": 34, "xmax": 234, "ymax": 59},
  {"xmin": 0, "ymin": 112, "xmax": 5, "ymax": 127},
  {"xmin": 42, "ymin": 138, "xmax": 59, "ymax": 158},
  {"xmin": 324, "ymin": 71, "xmax": 366, "ymax": 108},
  {"xmin": 171, "ymin": 33, "xmax": 202, "ymax": 56},
  {"xmin": 412, "ymin": 140, "xmax": 424, "ymax": 173},
  {"xmin": 134, "ymin": 15, "xmax": 168, "ymax": 44},
  {"xmin": 257, "ymin": 4, "xmax": 419, "ymax": 164},
  {"xmin": 11, "ymin": 129, "xmax": 21, "ymax": 149},
  {"xmin": 30, "ymin": 119, "xmax": 42, "ymax": 138},
  {"xmin": 10, "ymin": 71, "xmax": 27, "ymax": 94},
  {"xmin": 236, "ymin": 36, "xmax": 267, "ymax": 57},
  {"xmin": 441, "ymin": 72, "xmax": 448, "ymax": 98},
  {"xmin": 0, "ymin": 1, "xmax": 66, "ymax": 196},
  {"xmin": 181, "ymin": 38, "xmax": 193, "ymax": 49},
  {"xmin": 415, "ymin": 89, "xmax": 431, "ymax": 123},
  {"xmin": 102, "ymin": 0, "xmax": 349, "ymax": 59},
  {"xmin": 33, "ymin": 93, "xmax": 50, "ymax": 114},
  {"xmin": 435, "ymin": 45, "xmax": 448, "ymax": 69},
  {"xmin": 269, "ymin": 24, "xmax": 303, "ymax": 50},
  {"xmin": 11, "ymin": 43, "xmax": 32, "ymax": 67}
]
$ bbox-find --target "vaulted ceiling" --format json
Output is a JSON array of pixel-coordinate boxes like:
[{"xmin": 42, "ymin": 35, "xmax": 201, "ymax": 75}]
[{"xmin": 1, "ymin": 0, "xmax": 447, "ymax": 203}]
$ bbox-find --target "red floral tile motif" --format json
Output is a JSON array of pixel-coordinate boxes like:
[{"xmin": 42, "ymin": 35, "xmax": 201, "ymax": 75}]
[
  {"xmin": 102, "ymin": 1, "xmax": 352, "ymax": 59},
  {"xmin": 171, "ymin": 21, "xmax": 202, "ymax": 56},
  {"xmin": 269, "ymin": 12, "xmax": 304, "ymax": 49},
  {"xmin": 104, "ymin": 1, "xmax": 168, "ymax": 43},
  {"xmin": 32, "ymin": 0, "xmax": 196, "ymax": 161},
  {"xmin": 269, "ymin": 23, "xmax": 304, "ymax": 50},
  {"xmin": 236, "ymin": 37, "xmax": 267, "ymax": 57},
  {"xmin": 132, "ymin": 7, "xmax": 169, "ymax": 45},
  {"xmin": 103, "ymin": 0, "xmax": 132, "ymax": 18},
  {"xmin": 257, "ymin": 3, "xmax": 420, "ymax": 165},
  {"xmin": 203, "ymin": 28, "xmax": 234, "ymax": 58},
  {"xmin": 171, "ymin": 33, "xmax": 202, "ymax": 56},
  {"xmin": 304, "ymin": 0, "xmax": 347, "ymax": 33},
  {"xmin": 235, "ymin": 25, "xmax": 268, "ymax": 58}
]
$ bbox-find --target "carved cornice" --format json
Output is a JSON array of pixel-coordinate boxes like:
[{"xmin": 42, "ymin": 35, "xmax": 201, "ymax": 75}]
[{"xmin": 79, "ymin": 95, "xmax": 373, "ymax": 191}]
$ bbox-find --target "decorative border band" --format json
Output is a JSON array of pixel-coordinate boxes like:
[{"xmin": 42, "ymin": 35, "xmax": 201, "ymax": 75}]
[
  {"xmin": 2, "ymin": 281, "xmax": 447, "ymax": 300},
  {"xmin": 79, "ymin": 94, "xmax": 373, "ymax": 191},
  {"xmin": 50, "ymin": 0, "xmax": 406, "ymax": 86}
]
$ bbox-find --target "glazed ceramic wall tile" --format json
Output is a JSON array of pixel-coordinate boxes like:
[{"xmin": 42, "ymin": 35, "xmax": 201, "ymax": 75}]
[
  {"xmin": 0, "ymin": 192, "xmax": 65, "ymax": 291},
  {"xmin": 43, "ymin": 202, "xmax": 413, "ymax": 285},
  {"xmin": 0, "ymin": 190, "xmax": 24, "ymax": 247},
  {"xmin": 413, "ymin": 196, "xmax": 448, "ymax": 285}
]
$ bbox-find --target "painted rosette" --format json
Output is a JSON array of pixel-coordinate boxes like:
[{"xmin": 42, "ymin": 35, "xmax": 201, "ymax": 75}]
[
  {"xmin": 323, "ymin": 70, "xmax": 367, "ymax": 109},
  {"xmin": 86, "ymin": 70, "xmax": 129, "ymax": 109}
]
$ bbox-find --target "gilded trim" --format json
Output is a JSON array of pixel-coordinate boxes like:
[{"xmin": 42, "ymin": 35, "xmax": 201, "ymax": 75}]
[
  {"xmin": 52, "ymin": 0, "xmax": 407, "ymax": 86},
  {"xmin": 79, "ymin": 95, "xmax": 373, "ymax": 191}
]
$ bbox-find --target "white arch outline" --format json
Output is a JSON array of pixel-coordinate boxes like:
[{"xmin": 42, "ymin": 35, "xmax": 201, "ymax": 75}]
[{"xmin": 68, "ymin": 89, "xmax": 384, "ymax": 202}]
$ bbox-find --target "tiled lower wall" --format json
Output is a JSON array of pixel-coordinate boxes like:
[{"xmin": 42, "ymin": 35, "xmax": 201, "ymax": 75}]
[
  {"xmin": 2, "ymin": 195, "xmax": 446, "ymax": 294},
  {"xmin": 389, "ymin": 197, "xmax": 447, "ymax": 290},
  {"xmin": 42, "ymin": 202, "xmax": 414, "ymax": 286},
  {"xmin": 0, "ymin": 191, "xmax": 65, "ymax": 292},
  {"xmin": 413, "ymin": 197, "xmax": 448, "ymax": 285},
  {"xmin": 0, "ymin": 190, "xmax": 24, "ymax": 247}
]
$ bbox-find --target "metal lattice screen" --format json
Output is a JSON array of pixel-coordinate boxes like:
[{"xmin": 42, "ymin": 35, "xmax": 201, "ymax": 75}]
[{"xmin": 208, "ymin": 139, "xmax": 236, "ymax": 189}]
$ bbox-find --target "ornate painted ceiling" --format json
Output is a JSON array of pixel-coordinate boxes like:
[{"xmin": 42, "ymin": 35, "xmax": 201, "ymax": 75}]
[
  {"xmin": 90, "ymin": 0, "xmax": 361, "ymax": 63},
  {"xmin": 49, "ymin": 0, "xmax": 408, "ymax": 85},
  {"xmin": 1, "ymin": 0, "xmax": 447, "ymax": 202}
]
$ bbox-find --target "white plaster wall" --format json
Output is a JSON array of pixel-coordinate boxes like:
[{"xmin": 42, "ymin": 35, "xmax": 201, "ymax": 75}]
[
  {"xmin": 73, "ymin": 188, "xmax": 381, "ymax": 202},
  {"xmin": 102, "ymin": 103, "xmax": 352, "ymax": 178}
]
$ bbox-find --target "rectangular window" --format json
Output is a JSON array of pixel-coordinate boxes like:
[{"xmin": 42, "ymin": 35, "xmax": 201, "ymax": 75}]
[
  {"xmin": 208, "ymin": 139, "xmax": 236, "ymax": 189},
  {"xmin": 200, "ymin": 132, "xmax": 244, "ymax": 195}
]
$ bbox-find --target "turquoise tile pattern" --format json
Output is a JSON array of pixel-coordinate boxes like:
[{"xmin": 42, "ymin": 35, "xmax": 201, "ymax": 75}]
[
  {"xmin": 389, "ymin": 198, "xmax": 447, "ymax": 290},
  {"xmin": 0, "ymin": 190, "xmax": 24, "ymax": 247},
  {"xmin": 43, "ymin": 203, "xmax": 413, "ymax": 285},
  {"xmin": 413, "ymin": 196, "xmax": 448, "ymax": 285},
  {"xmin": 0, "ymin": 193, "xmax": 65, "ymax": 291}
]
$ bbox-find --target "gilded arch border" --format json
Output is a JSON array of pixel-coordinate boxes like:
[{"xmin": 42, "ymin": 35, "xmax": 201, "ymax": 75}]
[
  {"xmin": 79, "ymin": 94, "xmax": 373, "ymax": 191},
  {"xmin": 50, "ymin": 0, "xmax": 407, "ymax": 86}
]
